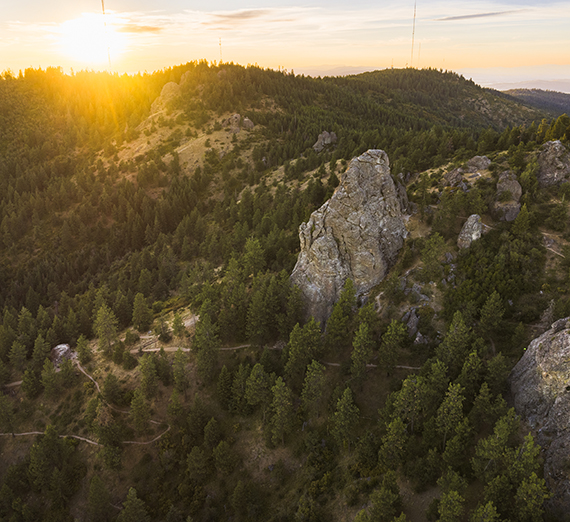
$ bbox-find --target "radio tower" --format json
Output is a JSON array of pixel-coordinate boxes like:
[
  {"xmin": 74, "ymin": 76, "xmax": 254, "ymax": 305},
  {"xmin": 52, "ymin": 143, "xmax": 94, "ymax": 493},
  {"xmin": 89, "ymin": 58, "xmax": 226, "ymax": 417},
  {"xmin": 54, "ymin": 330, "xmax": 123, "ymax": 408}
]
[
  {"xmin": 410, "ymin": 1, "xmax": 416, "ymax": 68},
  {"xmin": 101, "ymin": 0, "xmax": 112, "ymax": 71},
  {"xmin": 219, "ymin": 38, "xmax": 223, "ymax": 64}
]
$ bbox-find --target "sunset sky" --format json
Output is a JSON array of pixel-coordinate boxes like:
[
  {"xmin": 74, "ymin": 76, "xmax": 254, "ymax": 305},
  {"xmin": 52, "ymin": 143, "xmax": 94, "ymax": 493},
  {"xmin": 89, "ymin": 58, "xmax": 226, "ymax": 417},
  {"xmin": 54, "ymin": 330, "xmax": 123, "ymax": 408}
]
[{"xmin": 2, "ymin": 0, "xmax": 570, "ymax": 89}]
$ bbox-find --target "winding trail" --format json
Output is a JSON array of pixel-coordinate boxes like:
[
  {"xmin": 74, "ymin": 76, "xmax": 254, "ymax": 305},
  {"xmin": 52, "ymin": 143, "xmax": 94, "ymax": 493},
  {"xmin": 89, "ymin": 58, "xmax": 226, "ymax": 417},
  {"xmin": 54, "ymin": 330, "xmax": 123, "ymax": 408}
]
[{"xmin": 1, "ymin": 360, "xmax": 172, "ymax": 447}]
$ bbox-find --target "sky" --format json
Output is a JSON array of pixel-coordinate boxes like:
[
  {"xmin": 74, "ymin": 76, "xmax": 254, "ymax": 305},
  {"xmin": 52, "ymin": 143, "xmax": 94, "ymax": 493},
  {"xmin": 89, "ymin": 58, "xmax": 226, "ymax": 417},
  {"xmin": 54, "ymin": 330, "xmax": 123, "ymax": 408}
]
[{"xmin": 2, "ymin": 0, "xmax": 570, "ymax": 91}]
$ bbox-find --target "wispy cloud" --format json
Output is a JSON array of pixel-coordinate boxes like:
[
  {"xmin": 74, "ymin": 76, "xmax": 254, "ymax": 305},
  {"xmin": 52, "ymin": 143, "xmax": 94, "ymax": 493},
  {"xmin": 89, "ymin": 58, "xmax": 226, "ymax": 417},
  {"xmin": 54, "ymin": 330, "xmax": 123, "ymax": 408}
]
[
  {"xmin": 117, "ymin": 24, "xmax": 162, "ymax": 34},
  {"xmin": 436, "ymin": 10, "xmax": 525, "ymax": 21}
]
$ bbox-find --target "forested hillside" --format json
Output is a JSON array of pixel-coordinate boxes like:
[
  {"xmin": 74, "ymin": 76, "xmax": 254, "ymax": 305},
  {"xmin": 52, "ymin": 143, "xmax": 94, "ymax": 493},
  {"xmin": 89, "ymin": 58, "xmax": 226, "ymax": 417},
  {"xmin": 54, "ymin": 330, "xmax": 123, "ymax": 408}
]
[
  {"xmin": 504, "ymin": 88, "xmax": 570, "ymax": 118},
  {"xmin": 0, "ymin": 62, "xmax": 570, "ymax": 522}
]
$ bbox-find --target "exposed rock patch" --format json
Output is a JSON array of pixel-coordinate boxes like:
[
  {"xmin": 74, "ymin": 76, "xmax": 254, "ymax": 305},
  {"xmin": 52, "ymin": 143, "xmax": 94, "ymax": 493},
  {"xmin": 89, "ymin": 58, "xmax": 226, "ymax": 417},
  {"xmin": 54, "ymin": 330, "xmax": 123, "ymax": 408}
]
[
  {"xmin": 466, "ymin": 155, "xmax": 491, "ymax": 173},
  {"xmin": 457, "ymin": 214, "xmax": 482, "ymax": 249},
  {"xmin": 510, "ymin": 318, "xmax": 570, "ymax": 516},
  {"xmin": 221, "ymin": 114, "xmax": 255, "ymax": 133},
  {"xmin": 313, "ymin": 131, "xmax": 337, "ymax": 152},
  {"xmin": 151, "ymin": 82, "xmax": 181, "ymax": 114},
  {"xmin": 291, "ymin": 149, "xmax": 407, "ymax": 324},
  {"xmin": 442, "ymin": 155, "xmax": 490, "ymax": 188},
  {"xmin": 537, "ymin": 140, "xmax": 570, "ymax": 187},
  {"xmin": 493, "ymin": 171, "xmax": 522, "ymax": 222}
]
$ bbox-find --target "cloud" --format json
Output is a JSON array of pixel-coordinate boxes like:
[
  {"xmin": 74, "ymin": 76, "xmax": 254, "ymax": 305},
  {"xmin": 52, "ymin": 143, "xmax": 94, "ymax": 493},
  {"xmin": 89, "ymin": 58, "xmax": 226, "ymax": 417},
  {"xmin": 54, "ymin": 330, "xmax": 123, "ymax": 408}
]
[
  {"xmin": 117, "ymin": 24, "xmax": 162, "ymax": 34},
  {"xmin": 206, "ymin": 9, "xmax": 272, "ymax": 25},
  {"xmin": 436, "ymin": 10, "xmax": 523, "ymax": 21}
]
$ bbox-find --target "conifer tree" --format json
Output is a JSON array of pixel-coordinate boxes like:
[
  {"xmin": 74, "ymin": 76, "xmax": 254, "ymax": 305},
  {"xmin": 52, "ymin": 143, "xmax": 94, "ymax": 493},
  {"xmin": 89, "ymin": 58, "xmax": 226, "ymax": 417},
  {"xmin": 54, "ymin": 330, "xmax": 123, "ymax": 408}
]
[
  {"xmin": 436, "ymin": 383, "xmax": 465, "ymax": 449},
  {"xmin": 332, "ymin": 386, "xmax": 359, "ymax": 451},
  {"xmin": 350, "ymin": 322, "xmax": 374, "ymax": 385},
  {"xmin": 301, "ymin": 360, "xmax": 326, "ymax": 421},
  {"xmin": 94, "ymin": 304, "xmax": 118, "ymax": 356},
  {"xmin": 132, "ymin": 293, "xmax": 153, "ymax": 332},
  {"xmin": 130, "ymin": 388, "xmax": 150, "ymax": 434},
  {"xmin": 117, "ymin": 488, "xmax": 151, "ymax": 522},
  {"xmin": 41, "ymin": 358, "xmax": 57, "ymax": 398},
  {"xmin": 88, "ymin": 475, "xmax": 111, "ymax": 522},
  {"xmin": 379, "ymin": 320, "xmax": 407, "ymax": 375},
  {"xmin": 270, "ymin": 377, "xmax": 294, "ymax": 445}
]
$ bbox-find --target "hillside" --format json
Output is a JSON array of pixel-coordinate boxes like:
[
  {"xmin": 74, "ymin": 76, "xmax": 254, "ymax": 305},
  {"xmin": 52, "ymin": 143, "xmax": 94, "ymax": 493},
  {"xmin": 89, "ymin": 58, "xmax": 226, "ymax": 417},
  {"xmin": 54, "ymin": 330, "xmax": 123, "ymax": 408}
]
[
  {"xmin": 504, "ymin": 88, "xmax": 570, "ymax": 117},
  {"xmin": 1, "ymin": 62, "xmax": 570, "ymax": 522}
]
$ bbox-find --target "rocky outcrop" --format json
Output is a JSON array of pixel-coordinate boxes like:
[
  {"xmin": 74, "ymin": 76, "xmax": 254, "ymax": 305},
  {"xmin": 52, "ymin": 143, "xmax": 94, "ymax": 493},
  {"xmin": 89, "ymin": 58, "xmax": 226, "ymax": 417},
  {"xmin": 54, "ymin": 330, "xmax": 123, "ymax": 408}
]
[
  {"xmin": 291, "ymin": 150, "xmax": 407, "ymax": 324},
  {"xmin": 466, "ymin": 155, "xmax": 491, "ymax": 173},
  {"xmin": 313, "ymin": 131, "xmax": 337, "ymax": 153},
  {"xmin": 493, "ymin": 171, "xmax": 522, "ymax": 222},
  {"xmin": 221, "ymin": 114, "xmax": 255, "ymax": 133},
  {"xmin": 442, "ymin": 156, "xmax": 490, "ymax": 188},
  {"xmin": 151, "ymin": 82, "xmax": 181, "ymax": 114},
  {"xmin": 457, "ymin": 214, "xmax": 482, "ymax": 249},
  {"xmin": 537, "ymin": 140, "xmax": 570, "ymax": 187},
  {"xmin": 510, "ymin": 318, "xmax": 570, "ymax": 516}
]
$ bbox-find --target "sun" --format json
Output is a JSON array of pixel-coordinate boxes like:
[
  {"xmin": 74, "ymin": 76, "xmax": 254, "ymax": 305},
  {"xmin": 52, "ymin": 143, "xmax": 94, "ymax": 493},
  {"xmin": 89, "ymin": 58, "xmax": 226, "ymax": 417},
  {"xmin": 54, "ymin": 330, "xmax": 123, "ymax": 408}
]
[{"xmin": 57, "ymin": 13, "xmax": 127, "ymax": 67}]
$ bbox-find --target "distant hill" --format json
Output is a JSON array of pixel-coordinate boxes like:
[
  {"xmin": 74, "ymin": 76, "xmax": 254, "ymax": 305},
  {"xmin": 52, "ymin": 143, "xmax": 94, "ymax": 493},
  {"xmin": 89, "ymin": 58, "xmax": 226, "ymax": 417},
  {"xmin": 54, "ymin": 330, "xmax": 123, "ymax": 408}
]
[{"xmin": 504, "ymin": 88, "xmax": 570, "ymax": 117}]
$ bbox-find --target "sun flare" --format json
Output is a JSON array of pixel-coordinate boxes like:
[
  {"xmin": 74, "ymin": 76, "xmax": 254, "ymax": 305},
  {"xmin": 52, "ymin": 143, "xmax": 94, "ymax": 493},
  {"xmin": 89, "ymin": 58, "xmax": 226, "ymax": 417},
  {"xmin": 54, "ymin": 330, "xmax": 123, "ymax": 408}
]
[{"xmin": 57, "ymin": 13, "xmax": 127, "ymax": 67}]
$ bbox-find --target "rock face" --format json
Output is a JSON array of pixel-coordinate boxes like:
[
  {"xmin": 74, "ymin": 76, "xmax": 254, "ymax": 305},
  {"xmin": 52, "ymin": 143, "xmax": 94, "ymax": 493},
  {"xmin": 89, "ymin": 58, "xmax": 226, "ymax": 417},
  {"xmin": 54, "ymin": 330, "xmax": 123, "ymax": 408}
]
[
  {"xmin": 510, "ymin": 318, "xmax": 570, "ymax": 516},
  {"xmin": 493, "ymin": 171, "xmax": 522, "ymax": 222},
  {"xmin": 538, "ymin": 140, "xmax": 570, "ymax": 187},
  {"xmin": 151, "ymin": 82, "xmax": 181, "ymax": 114},
  {"xmin": 457, "ymin": 214, "xmax": 482, "ymax": 249},
  {"xmin": 313, "ymin": 131, "xmax": 337, "ymax": 152},
  {"xmin": 291, "ymin": 150, "xmax": 407, "ymax": 324}
]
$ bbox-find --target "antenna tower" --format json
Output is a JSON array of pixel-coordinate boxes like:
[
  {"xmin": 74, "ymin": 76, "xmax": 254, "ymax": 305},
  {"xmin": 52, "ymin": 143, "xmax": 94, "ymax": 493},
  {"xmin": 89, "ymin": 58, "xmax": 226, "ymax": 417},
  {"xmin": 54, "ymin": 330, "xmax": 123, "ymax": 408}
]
[
  {"xmin": 410, "ymin": 1, "xmax": 416, "ymax": 68},
  {"xmin": 101, "ymin": 0, "xmax": 112, "ymax": 71},
  {"xmin": 219, "ymin": 38, "xmax": 222, "ymax": 64}
]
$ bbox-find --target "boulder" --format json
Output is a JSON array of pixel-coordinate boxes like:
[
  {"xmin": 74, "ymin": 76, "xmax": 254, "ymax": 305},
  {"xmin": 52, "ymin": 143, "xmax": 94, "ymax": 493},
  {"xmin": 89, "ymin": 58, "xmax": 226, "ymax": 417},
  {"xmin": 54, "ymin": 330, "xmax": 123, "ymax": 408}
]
[
  {"xmin": 493, "ymin": 171, "xmax": 522, "ymax": 221},
  {"xmin": 466, "ymin": 155, "xmax": 491, "ymax": 173},
  {"xmin": 537, "ymin": 140, "xmax": 570, "ymax": 187},
  {"xmin": 291, "ymin": 150, "xmax": 407, "ymax": 324},
  {"xmin": 442, "ymin": 167, "xmax": 464, "ymax": 187},
  {"xmin": 510, "ymin": 318, "xmax": 570, "ymax": 516},
  {"xmin": 457, "ymin": 214, "xmax": 482, "ymax": 249},
  {"xmin": 222, "ymin": 113, "xmax": 242, "ymax": 133},
  {"xmin": 313, "ymin": 131, "xmax": 337, "ymax": 153},
  {"xmin": 242, "ymin": 117, "xmax": 254, "ymax": 130}
]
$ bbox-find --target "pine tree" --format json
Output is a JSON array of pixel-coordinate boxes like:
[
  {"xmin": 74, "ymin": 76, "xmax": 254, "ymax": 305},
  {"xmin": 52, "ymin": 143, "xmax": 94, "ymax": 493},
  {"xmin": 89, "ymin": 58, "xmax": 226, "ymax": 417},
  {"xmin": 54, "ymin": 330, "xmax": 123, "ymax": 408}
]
[
  {"xmin": 350, "ymin": 322, "xmax": 374, "ymax": 385},
  {"xmin": 436, "ymin": 383, "xmax": 465, "ymax": 449},
  {"xmin": 139, "ymin": 354, "xmax": 158, "ymax": 399},
  {"xmin": 32, "ymin": 334, "xmax": 51, "ymax": 371},
  {"xmin": 378, "ymin": 416, "xmax": 408, "ymax": 470},
  {"xmin": 76, "ymin": 334, "xmax": 92, "ymax": 365},
  {"xmin": 379, "ymin": 320, "xmax": 407, "ymax": 375},
  {"xmin": 394, "ymin": 376, "xmax": 425, "ymax": 433},
  {"xmin": 94, "ymin": 304, "xmax": 118, "ymax": 356},
  {"xmin": 41, "ymin": 358, "xmax": 58, "ymax": 398},
  {"xmin": 479, "ymin": 291, "xmax": 505, "ymax": 339},
  {"xmin": 194, "ymin": 312, "xmax": 220, "ymax": 383},
  {"xmin": 245, "ymin": 363, "xmax": 273, "ymax": 420},
  {"xmin": 172, "ymin": 311, "xmax": 186, "ymax": 340},
  {"xmin": 130, "ymin": 388, "xmax": 150, "ymax": 434},
  {"xmin": 435, "ymin": 311, "xmax": 472, "ymax": 378},
  {"xmin": 88, "ymin": 475, "xmax": 111, "ymax": 522},
  {"xmin": 301, "ymin": 360, "xmax": 326, "ymax": 421},
  {"xmin": 270, "ymin": 377, "xmax": 294, "ymax": 445},
  {"xmin": 332, "ymin": 387, "xmax": 360, "ymax": 451},
  {"xmin": 438, "ymin": 490, "xmax": 465, "ymax": 522},
  {"xmin": 132, "ymin": 293, "xmax": 153, "ymax": 332},
  {"xmin": 117, "ymin": 488, "xmax": 151, "ymax": 522},
  {"xmin": 9, "ymin": 340, "xmax": 27, "ymax": 372}
]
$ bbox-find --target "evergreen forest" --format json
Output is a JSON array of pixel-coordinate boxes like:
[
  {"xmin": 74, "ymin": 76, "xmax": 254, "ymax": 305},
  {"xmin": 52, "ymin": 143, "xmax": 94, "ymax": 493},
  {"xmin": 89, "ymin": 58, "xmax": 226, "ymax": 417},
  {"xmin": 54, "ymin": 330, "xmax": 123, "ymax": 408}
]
[{"xmin": 1, "ymin": 61, "xmax": 570, "ymax": 522}]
